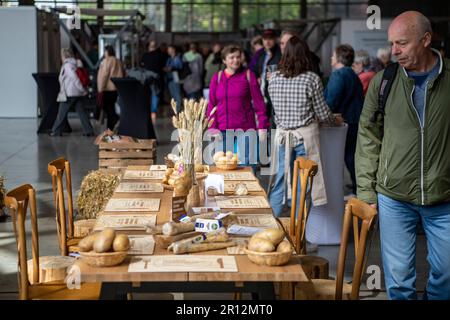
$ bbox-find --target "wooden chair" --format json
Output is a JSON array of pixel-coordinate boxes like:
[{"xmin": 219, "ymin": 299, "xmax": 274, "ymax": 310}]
[
  {"xmin": 295, "ymin": 197, "xmax": 378, "ymax": 300},
  {"xmin": 275, "ymin": 157, "xmax": 329, "ymax": 299},
  {"xmin": 5, "ymin": 184, "xmax": 100, "ymax": 300},
  {"xmin": 48, "ymin": 157, "xmax": 80, "ymax": 255},
  {"xmin": 288, "ymin": 157, "xmax": 317, "ymax": 254},
  {"xmin": 278, "ymin": 157, "xmax": 329, "ymax": 277}
]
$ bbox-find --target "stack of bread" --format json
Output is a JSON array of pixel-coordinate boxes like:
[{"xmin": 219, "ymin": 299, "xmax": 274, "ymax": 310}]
[{"xmin": 213, "ymin": 151, "xmax": 238, "ymax": 170}]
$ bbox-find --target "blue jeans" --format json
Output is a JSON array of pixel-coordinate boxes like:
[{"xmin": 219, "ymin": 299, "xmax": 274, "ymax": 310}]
[
  {"xmin": 167, "ymin": 81, "xmax": 182, "ymax": 113},
  {"xmin": 151, "ymin": 92, "xmax": 159, "ymax": 113},
  {"xmin": 269, "ymin": 143, "xmax": 306, "ymax": 217},
  {"xmin": 378, "ymin": 193, "xmax": 450, "ymax": 300},
  {"xmin": 219, "ymin": 130, "xmax": 259, "ymax": 173}
]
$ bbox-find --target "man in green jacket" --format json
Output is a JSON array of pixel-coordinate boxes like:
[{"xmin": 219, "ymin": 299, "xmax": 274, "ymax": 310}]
[{"xmin": 356, "ymin": 11, "xmax": 450, "ymax": 300}]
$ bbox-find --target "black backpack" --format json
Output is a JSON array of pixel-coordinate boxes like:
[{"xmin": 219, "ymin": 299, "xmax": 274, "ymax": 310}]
[{"xmin": 370, "ymin": 62, "xmax": 399, "ymax": 136}]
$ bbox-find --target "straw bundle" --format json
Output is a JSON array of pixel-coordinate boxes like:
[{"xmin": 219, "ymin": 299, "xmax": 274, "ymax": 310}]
[
  {"xmin": 76, "ymin": 170, "xmax": 120, "ymax": 219},
  {"xmin": 170, "ymin": 98, "xmax": 215, "ymax": 182}
]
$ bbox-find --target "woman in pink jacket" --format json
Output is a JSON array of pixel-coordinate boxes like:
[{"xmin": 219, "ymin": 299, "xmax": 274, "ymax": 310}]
[{"xmin": 207, "ymin": 45, "xmax": 269, "ymax": 168}]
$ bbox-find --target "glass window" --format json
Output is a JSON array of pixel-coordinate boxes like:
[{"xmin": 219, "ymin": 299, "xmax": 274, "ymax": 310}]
[{"xmin": 172, "ymin": 1, "xmax": 232, "ymax": 32}]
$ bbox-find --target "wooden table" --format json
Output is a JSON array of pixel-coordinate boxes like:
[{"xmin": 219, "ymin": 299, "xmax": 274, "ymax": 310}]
[{"xmin": 75, "ymin": 166, "xmax": 308, "ymax": 299}]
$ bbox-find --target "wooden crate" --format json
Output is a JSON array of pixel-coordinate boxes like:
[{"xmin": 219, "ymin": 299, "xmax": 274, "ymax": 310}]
[{"xmin": 98, "ymin": 139, "xmax": 156, "ymax": 171}]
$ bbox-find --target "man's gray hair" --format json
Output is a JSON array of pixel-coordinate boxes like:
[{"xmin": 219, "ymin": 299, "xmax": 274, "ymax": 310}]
[
  {"xmin": 377, "ymin": 46, "xmax": 391, "ymax": 60},
  {"xmin": 355, "ymin": 50, "xmax": 371, "ymax": 68},
  {"xmin": 61, "ymin": 48, "xmax": 74, "ymax": 60}
]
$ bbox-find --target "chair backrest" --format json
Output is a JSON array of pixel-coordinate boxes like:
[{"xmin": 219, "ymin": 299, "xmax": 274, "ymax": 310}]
[
  {"xmin": 289, "ymin": 157, "xmax": 318, "ymax": 255},
  {"xmin": 5, "ymin": 184, "xmax": 40, "ymax": 300},
  {"xmin": 335, "ymin": 197, "xmax": 378, "ymax": 300},
  {"xmin": 48, "ymin": 157, "xmax": 74, "ymax": 256}
]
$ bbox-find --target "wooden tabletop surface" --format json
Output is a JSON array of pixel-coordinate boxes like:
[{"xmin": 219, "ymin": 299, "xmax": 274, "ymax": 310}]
[{"xmin": 75, "ymin": 166, "xmax": 308, "ymax": 283}]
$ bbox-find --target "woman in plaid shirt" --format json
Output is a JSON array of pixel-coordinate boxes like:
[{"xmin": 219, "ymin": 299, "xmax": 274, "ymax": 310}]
[{"xmin": 268, "ymin": 36, "xmax": 340, "ymax": 216}]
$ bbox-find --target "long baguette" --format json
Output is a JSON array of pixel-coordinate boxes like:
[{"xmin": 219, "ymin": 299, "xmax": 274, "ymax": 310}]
[
  {"xmin": 162, "ymin": 221, "xmax": 195, "ymax": 236},
  {"xmin": 188, "ymin": 212, "xmax": 218, "ymax": 222},
  {"xmin": 172, "ymin": 241, "xmax": 236, "ymax": 254},
  {"xmin": 167, "ymin": 228, "xmax": 229, "ymax": 251}
]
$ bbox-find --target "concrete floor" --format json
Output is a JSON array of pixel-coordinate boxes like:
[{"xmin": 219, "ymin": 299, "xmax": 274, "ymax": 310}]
[{"xmin": 0, "ymin": 114, "xmax": 431, "ymax": 300}]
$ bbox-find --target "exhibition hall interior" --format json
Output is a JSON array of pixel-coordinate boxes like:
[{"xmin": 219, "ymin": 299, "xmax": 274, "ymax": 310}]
[{"xmin": 0, "ymin": 0, "xmax": 449, "ymax": 301}]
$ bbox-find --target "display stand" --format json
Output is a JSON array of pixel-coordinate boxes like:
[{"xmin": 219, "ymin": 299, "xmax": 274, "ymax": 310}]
[
  {"xmin": 306, "ymin": 124, "xmax": 348, "ymax": 245},
  {"xmin": 112, "ymin": 77, "xmax": 156, "ymax": 140},
  {"xmin": 33, "ymin": 73, "xmax": 71, "ymax": 134}
]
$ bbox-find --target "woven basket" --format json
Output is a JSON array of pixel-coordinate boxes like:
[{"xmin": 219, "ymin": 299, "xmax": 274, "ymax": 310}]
[
  {"xmin": 215, "ymin": 161, "xmax": 238, "ymax": 170},
  {"xmin": 80, "ymin": 251, "xmax": 127, "ymax": 268},
  {"xmin": 244, "ymin": 248, "xmax": 292, "ymax": 266}
]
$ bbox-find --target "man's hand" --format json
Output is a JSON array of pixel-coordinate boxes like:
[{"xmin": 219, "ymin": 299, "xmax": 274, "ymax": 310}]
[{"xmin": 370, "ymin": 203, "xmax": 377, "ymax": 209}]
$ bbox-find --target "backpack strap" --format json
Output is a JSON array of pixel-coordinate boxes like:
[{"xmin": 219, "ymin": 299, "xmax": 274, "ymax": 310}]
[{"xmin": 370, "ymin": 62, "xmax": 399, "ymax": 125}]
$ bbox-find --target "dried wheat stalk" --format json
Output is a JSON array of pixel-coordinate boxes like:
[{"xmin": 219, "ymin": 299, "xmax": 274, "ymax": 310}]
[{"xmin": 170, "ymin": 98, "xmax": 215, "ymax": 181}]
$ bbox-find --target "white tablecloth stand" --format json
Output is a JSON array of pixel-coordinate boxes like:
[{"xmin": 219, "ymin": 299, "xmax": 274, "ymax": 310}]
[{"xmin": 306, "ymin": 124, "xmax": 348, "ymax": 245}]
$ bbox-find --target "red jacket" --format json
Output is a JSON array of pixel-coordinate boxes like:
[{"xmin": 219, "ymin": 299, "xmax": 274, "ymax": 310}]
[
  {"xmin": 358, "ymin": 70, "xmax": 376, "ymax": 96},
  {"xmin": 207, "ymin": 68, "xmax": 269, "ymax": 130}
]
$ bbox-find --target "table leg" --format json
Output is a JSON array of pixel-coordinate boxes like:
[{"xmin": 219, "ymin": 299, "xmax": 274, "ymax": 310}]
[{"xmin": 254, "ymin": 282, "xmax": 275, "ymax": 300}]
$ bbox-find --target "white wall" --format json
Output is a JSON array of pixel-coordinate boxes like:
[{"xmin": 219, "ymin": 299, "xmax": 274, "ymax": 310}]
[
  {"xmin": 340, "ymin": 19, "xmax": 393, "ymax": 58},
  {"xmin": 0, "ymin": 7, "xmax": 38, "ymax": 118}
]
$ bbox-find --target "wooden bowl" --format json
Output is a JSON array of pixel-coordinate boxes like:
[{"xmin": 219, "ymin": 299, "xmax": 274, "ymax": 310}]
[
  {"xmin": 215, "ymin": 161, "xmax": 238, "ymax": 170},
  {"xmin": 79, "ymin": 251, "xmax": 127, "ymax": 268},
  {"xmin": 244, "ymin": 248, "xmax": 292, "ymax": 266}
]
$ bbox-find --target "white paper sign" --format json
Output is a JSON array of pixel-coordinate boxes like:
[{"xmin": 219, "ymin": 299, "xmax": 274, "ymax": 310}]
[
  {"xmin": 215, "ymin": 196, "xmax": 271, "ymax": 209},
  {"xmin": 205, "ymin": 174, "xmax": 224, "ymax": 194},
  {"xmin": 227, "ymin": 224, "xmax": 263, "ymax": 236},
  {"xmin": 191, "ymin": 207, "xmax": 221, "ymax": 215},
  {"xmin": 218, "ymin": 172, "xmax": 257, "ymax": 181},
  {"xmin": 123, "ymin": 170, "xmax": 166, "ymax": 180},
  {"xmin": 94, "ymin": 214, "xmax": 157, "ymax": 231},
  {"xmin": 128, "ymin": 255, "xmax": 238, "ymax": 272},
  {"xmin": 115, "ymin": 182, "xmax": 164, "ymax": 193},
  {"xmin": 104, "ymin": 198, "xmax": 161, "ymax": 212},
  {"xmin": 149, "ymin": 165, "xmax": 167, "ymax": 171}
]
